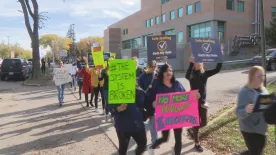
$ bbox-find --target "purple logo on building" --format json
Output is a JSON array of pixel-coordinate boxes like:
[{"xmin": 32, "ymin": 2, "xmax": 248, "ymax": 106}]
[
  {"xmin": 190, "ymin": 38, "xmax": 223, "ymax": 63},
  {"xmin": 147, "ymin": 35, "xmax": 176, "ymax": 61}
]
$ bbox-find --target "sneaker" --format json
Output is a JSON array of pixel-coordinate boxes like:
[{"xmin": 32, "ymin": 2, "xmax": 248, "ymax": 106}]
[
  {"xmin": 102, "ymin": 110, "xmax": 105, "ymax": 115},
  {"xmin": 59, "ymin": 103, "xmax": 62, "ymax": 107},
  {"xmin": 194, "ymin": 144, "xmax": 203, "ymax": 152},
  {"xmin": 147, "ymin": 146, "xmax": 154, "ymax": 155},
  {"xmin": 95, "ymin": 108, "xmax": 99, "ymax": 113}
]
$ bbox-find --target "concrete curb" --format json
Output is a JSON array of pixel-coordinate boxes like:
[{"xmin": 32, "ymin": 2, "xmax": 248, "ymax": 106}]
[
  {"xmin": 22, "ymin": 81, "xmax": 41, "ymax": 87},
  {"xmin": 206, "ymin": 105, "xmax": 236, "ymax": 127},
  {"xmin": 268, "ymin": 78, "xmax": 276, "ymax": 85}
]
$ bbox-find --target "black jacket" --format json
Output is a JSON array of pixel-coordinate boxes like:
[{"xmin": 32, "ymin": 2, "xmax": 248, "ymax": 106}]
[{"xmin": 185, "ymin": 63, "xmax": 222, "ymax": 104}]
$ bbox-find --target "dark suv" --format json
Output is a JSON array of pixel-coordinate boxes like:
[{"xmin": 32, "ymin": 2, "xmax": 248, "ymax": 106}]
[
  {"xmin": 0, "ymin": 58, "xmax": 30, "ymax": 80},
  {"xmin": 250, "ymin": 49, "xmax": 276, "ymax": 71}
]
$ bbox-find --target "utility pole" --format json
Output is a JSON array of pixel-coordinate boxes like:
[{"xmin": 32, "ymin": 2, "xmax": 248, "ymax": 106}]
[
  {"xmin": 259, "ymin": 0, "xmax": 266, "ymax": 86},
  {"xmin": 7, "ymin": 36, "xmax": 11, "ymax": 58}
]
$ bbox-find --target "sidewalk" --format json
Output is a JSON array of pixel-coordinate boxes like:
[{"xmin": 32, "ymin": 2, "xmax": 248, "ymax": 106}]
[{"xmin": 69, "ymin": 90, "xmax": 215, "ymax": 155}]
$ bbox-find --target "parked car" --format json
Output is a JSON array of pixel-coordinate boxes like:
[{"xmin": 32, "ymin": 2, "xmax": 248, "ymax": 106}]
[
  {"xmin": 138, "ymin": 58, "xmax": 165, "ymax": 70},
  {"xmin": 0, "ymin": 58, "xmax": 30, "ymax": 80},
  {"xmin": 250, "ymin": 49, "xmax": 276, "ymax": 71}
]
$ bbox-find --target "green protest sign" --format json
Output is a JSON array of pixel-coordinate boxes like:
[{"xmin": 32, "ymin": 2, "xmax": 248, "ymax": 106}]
[{"xmin": 108, "ymin": 59, "xmax": 136, "ymax": 104}]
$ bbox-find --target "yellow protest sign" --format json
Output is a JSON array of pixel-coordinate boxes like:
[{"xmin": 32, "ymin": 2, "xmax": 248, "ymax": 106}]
[
  {"xmin": 108, "ymin": 59, "xmax": 136, "ymax": 104},
  {"xmin": 92, "ymin": 46, "xmax": 104, "ymax": 69}
]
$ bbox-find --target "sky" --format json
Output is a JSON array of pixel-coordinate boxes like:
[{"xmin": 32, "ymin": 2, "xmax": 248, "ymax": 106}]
[{"xmin": 0, "ymin": 0, "xmax": 140, "ymax": 56}]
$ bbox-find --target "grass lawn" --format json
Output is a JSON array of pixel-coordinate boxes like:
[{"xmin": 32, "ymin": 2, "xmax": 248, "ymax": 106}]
[{"xmin": 199, "ymin": 83, "xmax": 276, "ymax": 155}]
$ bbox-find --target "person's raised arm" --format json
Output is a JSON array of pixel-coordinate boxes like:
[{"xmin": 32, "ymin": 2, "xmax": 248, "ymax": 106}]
[
  {"xmin": 185, "ymin": 56, "xmax": 194, "ymax": 80},
  {"xmin": 205, "ymin": 63, "xmax": 222, "ymax": 78}
]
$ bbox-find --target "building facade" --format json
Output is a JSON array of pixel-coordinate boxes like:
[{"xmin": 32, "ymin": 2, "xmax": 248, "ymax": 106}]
[{"xmin": 104, "ymin": 0, "xmax": 276, "ymax": 70}]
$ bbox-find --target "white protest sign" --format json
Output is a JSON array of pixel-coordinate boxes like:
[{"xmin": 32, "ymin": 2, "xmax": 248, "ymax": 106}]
[
  {"xmin": 71, "ymin": 65, "xmax": 77, "ymax": 75},
  {"xmin": 53, "ymin": 68, "xmax": 72, "ymax": 86},
  {"xmin": 64, "ymin": 64, "xmax": 72, "ymax": 74}
]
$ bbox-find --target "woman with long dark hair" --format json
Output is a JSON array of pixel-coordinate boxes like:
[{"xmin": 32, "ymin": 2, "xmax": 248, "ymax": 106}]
[
  {"xmin": 185, "ymin": 56, "xmax": 222, "ymax": 152},
  {"xmin": 148, "ymin": 64, "xmax": 200, "ymax": 155}
]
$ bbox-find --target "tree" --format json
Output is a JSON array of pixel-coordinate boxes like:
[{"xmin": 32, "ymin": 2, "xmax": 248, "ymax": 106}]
[
  {"xmin": 18, "ymin": 0, "xmax": 41, "ymax": 79},
  {"xmin": 78, "ymin": 36, "xmax": 104, "ymax": 53},
  {"xmin": 0, "ymin": 42, "xmax": 32, "ymax": 59},
  {"xmin": 265, "ymin": 17, "xmax": 276, "ymax": 48},
  {"xmin": 0, "ymin": 43, "xmax": 10, "ymax": 58},
  {"xmin": 40, "ymin": 34, "xmax": 72, "ymax": 61}
]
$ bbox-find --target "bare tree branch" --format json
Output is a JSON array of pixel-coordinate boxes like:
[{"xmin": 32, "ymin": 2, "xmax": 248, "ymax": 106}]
[
  {"xmin": 25, "ymin": 0, "xmax": 34, "ymax": 18},
  {"xmin": 19, "ymin": 0, "xmax": 33, "ymax": 37}
]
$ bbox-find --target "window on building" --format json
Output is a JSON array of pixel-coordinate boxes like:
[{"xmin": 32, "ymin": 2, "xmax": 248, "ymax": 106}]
[
  {"xmin": 143, "ymin": 34, "xmax": 153, "ymax": 47},
  {"xmin": 123, "ymin": 29, "xmax": 125, "ymax": 35},
  {"xmin": 162, "ymin": 13, "xmax": 166, "ymax": 22},
  {"xmin": 237, "ymin": 1, "xmax": 244, "ymax": 12},
  {"xmin": 162, "ymin": 29, "xmax": 176, "ymax": 35},
  {"xmin": 131, "ymin": 37, "xmax": 142, "ymax": 49},
  {"xmin": 226, "ymin": 0, "xmax": 234, "ymax": 10},
  {"xmin": 218, "ymin": 21, "xmax": 225, "ymax": 41},
  {"xmin": 123, "ymin": 40, "xmax": 131, "ymax": 49},
  {"xmin": 155, "ymin": 16, "xmax": 159, "ymax": 24},
  {"xmin": 126, "ymin": 29, "xmax": 128, "ymax": 34},
  {"xmin": 145, "ymin": 20, "xmax": 149, "ymax": 27},
  {"xmin": 150, "ymin": 18, "xmax": 154, "ymax": 26},
  {"xmin": 272, "ymin": 7, "xmax": 276, "ymax": 18},
  {"xmin": 178, "ymin": 8, "xmax": 183, "ymax": 18},
  {"xmin": 187, "ymin": 4, "xmax": 193, "ymax": 15},
  {"xmin": 170, "ymin": 10, "xmax": 175, "ymax": 20},
  {"xmin": 188, "ymin": 22, "xmax": 211, "ymax": 39},
  {"xmin": 195, "ymin": 2, "xmax": 201, "ymax": 13},
  {"xmin": 178, "ymin": 32, "xmax": 183, "ymax": 43},
  {"xmin": 161, "ymin": 0, "xmax": 171, "ymax": 5}
]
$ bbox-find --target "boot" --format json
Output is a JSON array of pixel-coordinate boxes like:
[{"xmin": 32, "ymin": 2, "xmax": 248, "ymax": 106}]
[{"xmin": 90, "ymin": 100, "xmax": 94, "ymax": 107}]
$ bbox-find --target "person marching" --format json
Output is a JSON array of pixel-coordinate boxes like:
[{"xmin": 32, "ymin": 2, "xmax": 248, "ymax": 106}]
[
  {"xmin": 84, "ymin": 58, "xmax": 105, "ymax": 113},
  {"xmin": 99, "ymin": 58, "xmax": 114, "ymax": 122},
  {"xmin": 185, "ymin": 56, "xmax": 222, "ymax": 152},
  {"xmin": 232, "ymin": 66, "xmax": 268, "ymax": 155},
  {"xmin": 76, "ymin": 57, "xmax": 84, "ymax": 100},
  {"xmin": 78, "ymin": 62, "xmax": 94, "ymax": 107},
  {"xmin": 110, "ymin": 80, "xmax": 147, "ymax": 155},
  {"xmin": 138, "ymin": 60, "xmax": 158, "ymax": 145},
  {"xmin": 53, "ymin": 61, "xmax": 66, "ymax": 106},
  {"xmin": 131, "ymin": 56, "xmax": 143, "ymax": 76},
  {"xmin": 70, "ymin": 61, "xmax": 77, "ymax": 91},
  {"xmin": 148, "ymin": 64, "xmax": 200, "ymax": 155}
]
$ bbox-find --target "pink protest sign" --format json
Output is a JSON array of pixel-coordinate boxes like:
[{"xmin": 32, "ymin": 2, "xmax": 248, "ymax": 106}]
[{"xmin": 155, "ymin": 90, "xmax": 200, "ymax": 132}]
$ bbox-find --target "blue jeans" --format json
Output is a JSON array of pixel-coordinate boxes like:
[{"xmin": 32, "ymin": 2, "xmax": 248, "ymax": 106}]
[
  {"xmin": 71, "ymin": 74, "xmax": 76, "ymax": 88},
  {"xmin": 103, "ymin": 89, "xmax": 109, "ymax": 115},
  {"xmin": 57, "ymin": 84, "xmax": 65, "ymax": 104},
  {"xmin": 148, "ymin": 115, "xmax": 158, "ymax": 144}
]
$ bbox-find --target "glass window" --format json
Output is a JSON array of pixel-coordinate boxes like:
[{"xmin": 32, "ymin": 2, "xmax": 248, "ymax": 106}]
[
  {"xmin": 178, "ymin": 32, "xmax": 183, "ymax": 43},
  {"xmin": 226, "ymin": 0, "xmax": 234, "ymax": 10},
  {"xmin": 161, "ymin": 0, "xmax": 171, "ymax": 5},
  {"xmin": 195, "ymin": 2, "xmax": 201, "ymax": 13},
  {"xmin": 272, "ymin": 7, "xmax": 276, "ymax": 18},
  {"xmin": 187, "ymin": 4, "xmax": 193, "ymax": 15},
  {"xmin": 218, "ymin": 21, "xmax": 225, "ymax": 41},
  {"xmin": 178, "ymin": 8, "xmax": 183, "ymax": 18},
  {"xmin": 162, "ymin": 13, "xmax": 166, "ymax": 22},
  {"xmin": 132, "ymin": 37, "xmax": 142, "ymax": 48},
  {"xmin": 143, "ymin": 34, "xmax": 153, "ymax": 47},
  {"xmin": 170, "ymin": 10, "xmax": 175, "ymax": 20},
  {"xmin": 145, "ymin": 20, "xmax": 149, "ymax": 27},
  {"xmin": 189, "ymin": 22, "xmax": 211, "ymax": 39},
  {"xmin": 122, "ymin": 40, "xmax": 131, "ymax": 49},
  {"xmin": 155, "ymin": 16, "xmax": 159, "ymax": 24},
  {"xmin": 126, "ymin": 29, "xmax": 128, "ymax": 34},
  {"xmin": 237, "ymin": 1, "xmax": 244, "ymax": 12},
  {"xmin": 150, "ymin": 18, "xmax": 154, "ymax": 26},
  {"xmin": 123, "ymin": 29, "xmax": 125, "ymax": 35},
  {"xmin": 163, "ymin": 29, "xmax": 176, "ymax": 35}
]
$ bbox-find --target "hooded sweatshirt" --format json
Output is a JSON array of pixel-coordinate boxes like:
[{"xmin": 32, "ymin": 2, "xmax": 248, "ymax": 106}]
[{"xmin": 110, "ymin": 87, "xmax": 146, "ymax": 132}]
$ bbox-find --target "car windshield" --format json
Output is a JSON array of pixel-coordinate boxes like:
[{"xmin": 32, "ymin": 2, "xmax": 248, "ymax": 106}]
[{"xmin": 2, "ymin": 59, "xmax": 21, "ymax": 66}]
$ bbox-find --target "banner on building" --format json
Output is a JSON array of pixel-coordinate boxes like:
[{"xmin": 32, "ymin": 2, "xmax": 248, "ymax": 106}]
[
  {"xmin": 190, "ymin": 38, "xmax": 223, "ymax": 63},
  {"xmin": 108, "ymin": 59, "xmax": 136, "ymax": 104},
  {"xmin": 155, "ymin": 90, "xmax": 200, "ymax": 132},
  {"xmin": 53, "ymin": 68, "xmax": 72, "ymax": 86},
  {"xmin": 147, "ymin": 35, "xmax": 176, "ymax": 61}
]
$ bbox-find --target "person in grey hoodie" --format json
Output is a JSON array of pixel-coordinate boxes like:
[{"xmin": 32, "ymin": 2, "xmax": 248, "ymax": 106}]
[{"xmin": 234, "ymin": 66, "xmax": 268, "ymax": 155}]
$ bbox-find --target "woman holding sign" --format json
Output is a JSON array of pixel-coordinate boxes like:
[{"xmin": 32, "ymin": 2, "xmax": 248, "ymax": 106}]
[
  {"xmin": 138, "ymin": 61, "xmax": 158, "ymax": 145},
  {"xmin": 109, "ymin": 81, "xmax": 147, "ymax": 155},
  {"xmin": 232, "ymin": 66, "xmax": 268, "ymax": 155},
  {"xmin": 148, "ymin": 64, "xmax": 200, "ymax": 155},
  {"xmin": 185, "ymin": 56, "xmax": 222, "ymax": 152}
]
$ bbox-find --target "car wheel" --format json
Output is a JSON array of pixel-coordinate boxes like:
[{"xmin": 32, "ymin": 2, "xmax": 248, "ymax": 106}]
[
  {"xmin": 270, "ymin": 62, "xmax": 276, "ymax": 71},
  {"xmin": 1, "ymin": 76, "xmax": 5, "ymax": 81}
]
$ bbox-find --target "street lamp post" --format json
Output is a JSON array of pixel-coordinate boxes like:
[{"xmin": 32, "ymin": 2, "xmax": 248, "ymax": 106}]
[{"xmin": 259, "ymin": 0, "xmax": 267, "ymax": 86}]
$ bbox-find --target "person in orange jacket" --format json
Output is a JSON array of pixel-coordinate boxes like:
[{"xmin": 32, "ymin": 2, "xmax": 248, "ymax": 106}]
[{"xmin": 84, "ymin": 58, "xmax": 105, "ymax": 113}]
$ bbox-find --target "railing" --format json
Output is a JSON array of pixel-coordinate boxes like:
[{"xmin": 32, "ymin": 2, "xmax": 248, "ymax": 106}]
[{"xmin": 224, "ymin": 59, "xmax": 251, "ymax": 64}]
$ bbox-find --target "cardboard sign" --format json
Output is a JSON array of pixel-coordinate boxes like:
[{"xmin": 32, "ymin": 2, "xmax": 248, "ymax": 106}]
[
  {"xmin": 92, "ymin": 46, "xmax": 104, "ymax": 69},
  {"xmin": 53, "ymin": 68, "xmax": 72, "ymax": 86},
  {"xmin": 155, "ymin": 90, "xmax": 200, "ymax": 131},
  {"xmin": 108, "ymin": 59, "xmax": 136, "ymax": 104},
  {"xmin": 147, "ymin": 35, "xmax": 176, "ymax": 61},
  {"xmin": 253, "ymin": 94, "xmax": 276, "ymax": 112},
  {"xmin": 190, "ymin": 38, "xmax": 223, "ymax": 63}
]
